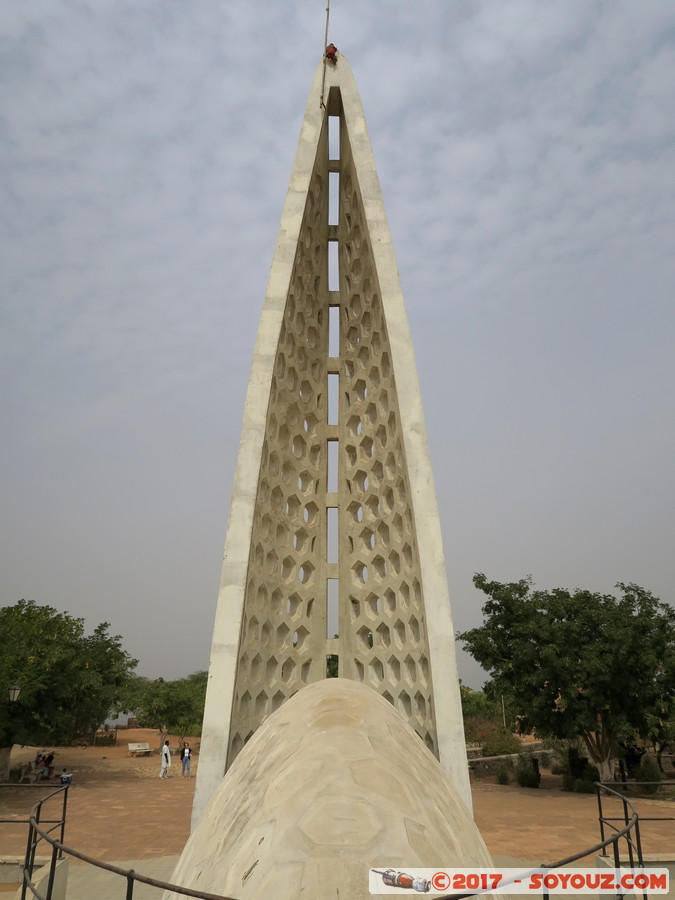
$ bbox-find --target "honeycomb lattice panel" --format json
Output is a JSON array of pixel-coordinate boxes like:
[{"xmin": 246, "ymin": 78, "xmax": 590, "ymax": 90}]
[
  {"xmin": 227, "ymin": 101, "xmax": 437, "ymax": 765},
  {"xmin": 228, "ymin": 161, "xmax": 330, "ymax": 763},
  {"xmin": 337, "ymin": 136, "xmax": 437, "ymax": 755}
]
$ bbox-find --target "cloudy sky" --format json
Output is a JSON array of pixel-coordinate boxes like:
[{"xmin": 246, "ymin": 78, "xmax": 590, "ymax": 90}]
[{"xmin": 2, "ymin": 1, "xmax": 674, "ymax": 687}]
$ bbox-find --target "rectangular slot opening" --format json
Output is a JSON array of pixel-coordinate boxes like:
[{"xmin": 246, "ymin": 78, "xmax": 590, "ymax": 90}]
[
  {"xmin": 327, "ymin": 372, "xmax": 339, "ymax": 425},
  {"xmin": 328, "ymin": 240, "xmax": 339, "ymax": 291},
  {"xmin": 327, "ymin": 578, "xmax": 339, "ymax": 638},
  {"xmin": 328, "ymin": 172, "xmax": 339, "ymax": 226},
  {"xmin": 328, "ymin": 305, "xmax": 340, "ymax": 357},
  {"xmin": 327, "ymin": 439, "xmax": 338, "ymax": 493},
  {"xmin": 326, "ymin": 654, "xmax": 339, "ymax": 677},
  {"xmin": 328, "ymin": 115, "xmax": 340, "ymax": 160},
  {"xmin": 327, "ymin": 507, "xmax": 338, "ymax": 564}
]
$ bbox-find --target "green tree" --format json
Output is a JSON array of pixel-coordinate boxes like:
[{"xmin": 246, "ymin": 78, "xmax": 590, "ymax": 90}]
[
  {"xmin": 129, "ymin": 671, "xmax": 207, "ymax": 746},
  {"xmin": 0, "ymin": 600, "xmax": 137, "ymax": 780},
  {"xmin": 459, "ymin": 576, "xmax": 675, "ymax": 781}
]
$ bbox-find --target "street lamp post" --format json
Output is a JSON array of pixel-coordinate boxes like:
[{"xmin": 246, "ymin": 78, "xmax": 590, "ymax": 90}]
[{"xmin": 8, "ymin": 685, "xmax": 21, "ymax": 703}]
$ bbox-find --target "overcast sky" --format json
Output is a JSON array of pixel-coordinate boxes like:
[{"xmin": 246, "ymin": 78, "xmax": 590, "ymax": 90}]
[{"xmin": 2, "ymin": 1, "xmax": 674, "ymax": 687}]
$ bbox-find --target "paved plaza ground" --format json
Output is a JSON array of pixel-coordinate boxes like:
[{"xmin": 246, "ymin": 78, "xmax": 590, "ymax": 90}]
[{"xmin": 2, "ymin": 730, "xmax": 674, "ymax": 897}]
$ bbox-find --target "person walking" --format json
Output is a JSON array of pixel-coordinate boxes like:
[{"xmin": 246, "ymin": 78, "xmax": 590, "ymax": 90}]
[
  {"xmin": 180, "ymin": 741, "xmax": 192, "ymax": 778},
  {"xmin": 159, "ymin": 740, "xmax": 171, "ymax": 778}
]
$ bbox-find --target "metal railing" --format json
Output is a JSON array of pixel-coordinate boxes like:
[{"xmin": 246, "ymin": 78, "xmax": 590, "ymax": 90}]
[
  {"xmin": 13, "ymin": 784, "xmax": 238, "ymax": 900},
  {"xmin": 6, "ymin": 779, "xmax": 674, "ymax": 900},
  {"xmin": 436, "ymin": 781, "xmax": 662, "ymax": 900}
]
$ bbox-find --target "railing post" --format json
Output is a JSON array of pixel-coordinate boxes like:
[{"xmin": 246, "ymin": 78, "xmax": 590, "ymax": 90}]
[
  {"xmin": 612, "ymin": 835, "xmax": 623, "ymax": 900},
  {"xmin": 59, "ymin": 785, "xmax": 69, "ymax": 858},
  {"xmin": 596, "ymin": 784, "xmax": 607, "ymax": 855},
  {"xmin": 126, "ymin": 868, "xmax": 136, "ymax": 900},
  {"xmin": 21, "ymin": 818, "xmax": 35, "ymax": 900},
  {"xmin": 620, "ymin": 795, "xmax": 634, "ymax": 870},
  {"xmin": 46, "ymin": 839, "xmax": 60, "ymax": 900}
]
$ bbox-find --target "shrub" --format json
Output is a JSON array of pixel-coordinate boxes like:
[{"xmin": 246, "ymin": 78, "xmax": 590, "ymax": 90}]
[
  {"xmin": 516, "ymin": 755, "xmax": 540, "ymax": 788},
  {"xmin": 481, "ymin": 731, "xmax": 521, "ymax": 757},
  {"xmin": 635, "ymin": 755, "xmax": 661, "ymax": 794},
  {"xmin": 496, "ymin": 766, "xmax": 510, "ymax": 785},
  {"xmin": 573, "ymin": 777, "xmax": 596, "ymax": 793}
]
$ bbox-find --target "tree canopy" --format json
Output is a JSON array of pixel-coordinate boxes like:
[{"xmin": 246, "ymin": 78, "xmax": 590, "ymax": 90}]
[
  {"xmin": 459, "ymin": 575, "xmax": 675, "ymax": 780},
  {"xmin": 0, "ymin": 600, "xmax": 137, "ymax": 779},
  {"xmin": 125, "ymin": 670, "xmax": 207, "ymax": 743}
]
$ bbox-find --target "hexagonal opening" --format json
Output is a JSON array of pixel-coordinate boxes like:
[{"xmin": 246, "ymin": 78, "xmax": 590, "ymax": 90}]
[
  {"xmin": 281, "ymin": 658, "xmax": 296, "ymax": 684},
  {"xmin": 381, "ymin": 351, "xmax": 391, "ymax": 378},
  {"xmin": 360, "ymin": 436, "xmax": 374, "ymax": 459},
  {"xmin": 271, "ymin": 690, "xmax": 285, "ymax": 712},
  {"xmin": 372, "ymin": 555, "xmax": 386, "ymax": 579},
  {"xmin": 414, "ymin": 691, "xmax": 427, "ymax": 720},
  {"xmin": 303, "ymin": 501, "xmax": 319, "ymax": 525},
  {"xmin": 345, "ymin": 444, "xmax": 357, "ymax": 467},
  {"xmin": 255, "ymin": 691, "xmax": 268, "ymax": 720},
  {"xmin": 404, "ymin": 654, "xmax": 417, "ymax": 685},
  {"xmin": 352, "ymin": 561, "xmax": 369, "ymax": 584},
  {"xmin": 419, "ymin": 655, "xmax": 430, "ymax": 687},
  {"xmin": 409, "ymin": 616, "xmax": 420, "ymax": 643},
  {"xmin": 239, "ymin": 690, "xmax": 251, "ymax": 716},
  {"xmin": 285, "ymin": 593, "xmax": 302, "ymax": 618},
  {"xmin": 376, "ymin": 424, "xmax": 388, "ymax": 448},
  {"xmin": 250, "ymin": 654, "xmax": 263, "ymax": 683},
  {"xmin": 383, "ymin": 487, "xmax": 395, "ymax": 512},
  {"xmin": 299, "ymin": 379, "xmax": 313, "ymax": 403},
  {"xmin": 398, "ymin": 691, "xmax": 412, "ymax": 718},
  {"xmin": 370, "ymin": 458, "xmax": 383, "ymax": 482},
  {"xmin": 346, "ymin": 325, "xmax": 360, "ymax": 349},
  {"xmin": 281, "ymin": 460, "xmax": 293, "ymax": 483},
  {"xmin": 354, "ymin": 379, "xmax": 368, "ymax": 401},
  {"xmin": 402, "ymin": 543, "xmax": 413, "ymax": 569},
  {"xmin": 292, "ymin": 625, "xmax": 309, "ymax": 650},
  {"xmin": 378, "ymin": 389, "xmax": 389, "ymax": 414},
  {"xmin": 276, "ymin": 622, "xmax": 291, "ymax": 650},
  {"xmin": 365, "ymin": 592, "xmax": 382, "ymax": 620},
  {"xmin": 365, "ymin": 494, "xmax": 381, "ymax": 519},
  {"xmin": 384, "ymin": 588, "xmax": 396, "ymax": 614},
  {"xmin": 357, "ymin": 345, "xmax": 370, "ymax": 368},
  {"xmin": 303, "ymin": 413, "xmax": 318, "ymax": 435},
  {"xmin": 261, "ymin": 621, "xmax": 272, "ymax": 647},
  {"xmin": 265, "ymin": 655, "xmax": 278, "ymax": 682},
  {"xmin": 271, "ymin": 486, "xmax": 284, "ymax": 514},
  {"xmin": 247, "ymin": 616, "xmax": 259, "ymax": 643},
  {"xmin": 350, "ymin": 596, "xmax": 360, "ymax": 622},
  {"xmin": 389, "ymin": 550, "xmax": 401, "ymax": 576},
  {"xmin": 347, "ymin": 414, "xmax": 362, "ymax": 437},
  {"xmin": 356, "ymin": 625, "xmax": 374, "ymax": 650},
  {"xmin": 388, "ymin": 411, "xmax": 397, "ymax": 435},
  {"xmin": 271, "ymin": 588, "xmax": 283, "ymax": 614},
  {"xmin": 293, "ymin": 528, "xmax": 309, "ymax": 552},
  {"xmin": 368, "ymin": 657, "xmax": 384, "ymax": 684},
  {"xmin": 350, "ymin": 291, "xmax": 362, "ymax": 315},
  {"xmin": 375, "ymin": 622, "xmax": 391, "ymax": 649},
  {"xmin": 297, "ymin": 470, "xmax": 313, "ymax": 493},
  {"xmin": 291, "ymin": 434, "xmax": 306, "ymax": 459},
  {"xmin": 400, "ymin": 582, "xmax": 411, "ymax": 607},
  {"xmin": 275, "ymin": 353, "xmax": 286, "ymax": 378},
  {"xmin": 387, "ymin": 656, "xmax": 401, "ymax": 682},
  {"xmin": 348, "ymin": 501, "xmax": 364, "ymax": 523},
  {"xmin": 281, "ymin": 556, "xmax": 295, "ymax": 581},
  {"xmin": 392, "ymin": 513, "xmax": 404, "ymax": 540},
  {"xmin": 354, "ymin": 470, "xmax": 369, "ymax": 492},
  {"xmin": 368, "ymin": 365, "xmax": 380, "ymax": 389},
  {"xmin": 264, "ymin": 550, "xmax": 277, "ymax": 577},
  {"xmin": 365, "ymin": 402, "xmax": 377, "ymax": 424},
  {"xmin": 360, "ymin": 527, "xmax": 375, "ymax": 552},
  {"xmin": 393, "ymin": 619, "xmax": 406, "ymax": 648},
  {"xmin": 298, "ymin": 562, "xmax": 314, "ymax": 584}
]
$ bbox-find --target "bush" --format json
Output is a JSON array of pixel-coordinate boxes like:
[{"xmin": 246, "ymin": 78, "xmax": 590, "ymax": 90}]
[
  {"xmin": 496, "ymin": 766, "xmax": 510, "ymax": 785},
  {"xmin": 573, "ymin": 777, "xmax": 596, "ymax": 793},
  {"xmin": 481, "ymin": 731, "xmax": 522, "ymax": 757},
  {"xmin": 635, "ymin": 755, "xmax": 661, "ymax": 794},
  {"xmin": 516, "ymin": 755, "xmax": 540, "ymax": 788}
]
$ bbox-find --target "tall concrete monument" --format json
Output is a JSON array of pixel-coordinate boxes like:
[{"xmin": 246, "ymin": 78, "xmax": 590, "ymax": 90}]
[{"xmin": 193, "ymin": 52, "xmax": 471, "ymax": 827}]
